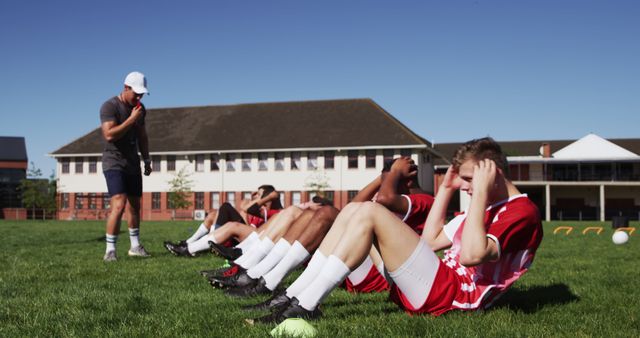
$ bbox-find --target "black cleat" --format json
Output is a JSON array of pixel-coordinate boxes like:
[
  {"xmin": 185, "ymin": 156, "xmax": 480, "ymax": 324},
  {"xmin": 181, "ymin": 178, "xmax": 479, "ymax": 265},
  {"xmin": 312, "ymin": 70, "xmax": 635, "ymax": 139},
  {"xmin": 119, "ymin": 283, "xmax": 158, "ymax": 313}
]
[
  {"xmin": 225, "ymin": 277, "xmax": 273, "ymax": 298},
  {"xmin": 242, "ymin": 290, "xmax": 291, "ymax": 312},
  {"xmin": 254, "ymin": 298, "xmax": 322, "ymax": 324},
  {"xmin": 208, "ymin": 241, "xmax": 242, "ymax": 260},
  {"xmin": 209, "ymin": 270, "xmax": 257, "ymax": 288},
  {"xmin": 164, "ymin": 241, "xmax": 194, "ymax": 257}
]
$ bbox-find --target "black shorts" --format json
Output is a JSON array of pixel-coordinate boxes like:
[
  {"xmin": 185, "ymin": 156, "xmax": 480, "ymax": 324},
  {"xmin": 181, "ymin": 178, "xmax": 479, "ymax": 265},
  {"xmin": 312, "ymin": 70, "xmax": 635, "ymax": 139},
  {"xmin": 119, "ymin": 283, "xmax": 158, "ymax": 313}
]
[{"xmin": 104, "ymin": 170, "xmax": 142, "ymax": 197}]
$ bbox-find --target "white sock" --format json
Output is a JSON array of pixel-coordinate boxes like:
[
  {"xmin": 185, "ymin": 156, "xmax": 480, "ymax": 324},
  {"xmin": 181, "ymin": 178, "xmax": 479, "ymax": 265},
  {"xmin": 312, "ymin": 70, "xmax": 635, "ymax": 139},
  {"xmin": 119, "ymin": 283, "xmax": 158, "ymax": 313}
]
[
  {"xmin": 285, "ymin": 250, "xmax": 327, "ymax": 299},
  {"xmin": 187, "ymin": 235, "xmax": 211, "ymax": 254},
  {"xmin": 106, "ymin": 234, "xmax": 117, "ymax": 253},
  {"xmin": 129, "ymin": 228, "xmax": 140, "ymax": 248},
  {"xmin": 247, "ymin": 238, "xmax": 291, "ymax": 279},
  {"xmin": 237, "ymin": 238, "xmax": 274, "ymax": 269},
  {"xmin": 236, "ymin": 232, "xmax": 260, "ymax": 251},
  {"xmin": 346, "ymin": 256, "xmax": 373, "ymax": 286},
  {"xmin": 263, "ymin": 241, "xmax": 310, "ymax": 291},
  {"xmin": 186, "ymin": 223, "xmax": 209, "ymax": 244},
  {"xmin": 296, "ymin": 255, "xmax": 351, "ymax": 311}
]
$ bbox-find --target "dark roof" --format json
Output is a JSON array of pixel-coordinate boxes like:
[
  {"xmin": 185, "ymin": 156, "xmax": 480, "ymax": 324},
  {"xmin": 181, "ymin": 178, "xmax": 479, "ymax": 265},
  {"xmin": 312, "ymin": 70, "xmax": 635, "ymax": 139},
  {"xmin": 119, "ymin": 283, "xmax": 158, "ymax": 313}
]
[
  {"xmin": 0, "ymin": 136, "xmax": 27, "ymax": 161},
  {"xmin": 433, "ymin": 138, "xmax": 640, "ymax": 165},
  {"xmin": 51, "ymin": 98, "xmax": 429, "ymax": 156}
]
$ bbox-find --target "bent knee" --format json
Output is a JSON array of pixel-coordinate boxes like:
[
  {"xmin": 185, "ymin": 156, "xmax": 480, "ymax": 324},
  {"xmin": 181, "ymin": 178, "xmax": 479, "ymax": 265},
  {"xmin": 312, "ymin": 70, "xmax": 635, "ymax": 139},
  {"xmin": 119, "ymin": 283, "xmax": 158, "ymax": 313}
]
[{"xmin": 314, "ymin": 205, "xmax": 339, "ymax": 222}]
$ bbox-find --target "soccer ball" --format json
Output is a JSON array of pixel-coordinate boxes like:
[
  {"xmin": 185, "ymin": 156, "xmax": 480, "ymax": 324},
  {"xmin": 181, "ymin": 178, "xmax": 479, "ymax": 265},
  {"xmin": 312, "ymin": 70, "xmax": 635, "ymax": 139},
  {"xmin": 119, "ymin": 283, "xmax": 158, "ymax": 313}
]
[{"xmin": 612, "ymin": 231, "xmax": 629, "ymax": 245}]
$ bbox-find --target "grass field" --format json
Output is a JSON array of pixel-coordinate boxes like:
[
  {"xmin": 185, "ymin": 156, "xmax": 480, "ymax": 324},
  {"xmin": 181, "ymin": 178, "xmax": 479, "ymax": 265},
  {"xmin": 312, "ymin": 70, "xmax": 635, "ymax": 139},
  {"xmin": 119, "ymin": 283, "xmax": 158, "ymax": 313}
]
[{"xmin": 1, "ymin": 220, "xmax": 638, "ymax": 337}]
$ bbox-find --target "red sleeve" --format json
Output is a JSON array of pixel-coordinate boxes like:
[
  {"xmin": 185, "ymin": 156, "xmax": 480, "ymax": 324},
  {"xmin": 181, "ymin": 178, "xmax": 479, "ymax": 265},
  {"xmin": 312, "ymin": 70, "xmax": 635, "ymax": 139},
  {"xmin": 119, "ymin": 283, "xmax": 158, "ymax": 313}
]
[
  {"xmin": 486, "ymin": 200, "xmax": 542, "ymax": 255},
  {"xmin": 404, "ymin": 194, "xmax": 435, "ymax": 234}
]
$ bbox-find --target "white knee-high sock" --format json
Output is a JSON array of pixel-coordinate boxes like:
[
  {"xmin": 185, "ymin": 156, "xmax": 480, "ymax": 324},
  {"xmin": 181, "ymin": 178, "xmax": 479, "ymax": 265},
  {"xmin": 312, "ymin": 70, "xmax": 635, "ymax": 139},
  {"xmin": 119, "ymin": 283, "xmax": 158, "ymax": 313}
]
[
  {"xmin": 187, "ymin": 234, "xmax": 211, "ymax": 254},
  {"xmin": 129, "ymin": 228, "xmax": 140, "ymax": 248},
  {"xmin": 186, "ymin": 223, "xmax": 209, "ymax": 244},
  {"xmin": 247, "ymin": 238, "xmax": 291, "ymax": 279},
  {"xmin": 263, "ymin": 241, "xmax": 310, "ymax": 291},
  {"xmin": 106, "ymin": 234, "xmax": 117, "ymax": 253},
  {"xmin": 296, "ymin": 255, "xmax": 350, "ymax": 311},
  {"xmin": 237, "ymin": 237, "xmax": 274, "ymax": 269},
  {"xmin": 285, "ymin": 250, "xmax": 327, "ymax": 299},
  {"xmin": 236, "ymin": 232, "xmax": 260, "ymax": 251}
]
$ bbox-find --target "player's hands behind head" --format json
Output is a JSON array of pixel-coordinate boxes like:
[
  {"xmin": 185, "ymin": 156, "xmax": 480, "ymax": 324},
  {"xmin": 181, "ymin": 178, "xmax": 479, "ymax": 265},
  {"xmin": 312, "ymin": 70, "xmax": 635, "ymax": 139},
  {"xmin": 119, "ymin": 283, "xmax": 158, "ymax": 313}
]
[
  {"xmin": 391, "ymin": 156, "xmax": 417, "ymax": 178},
  {"xmin": 471, "ymin": 159, "xmax": 499, "ymax": 195}
]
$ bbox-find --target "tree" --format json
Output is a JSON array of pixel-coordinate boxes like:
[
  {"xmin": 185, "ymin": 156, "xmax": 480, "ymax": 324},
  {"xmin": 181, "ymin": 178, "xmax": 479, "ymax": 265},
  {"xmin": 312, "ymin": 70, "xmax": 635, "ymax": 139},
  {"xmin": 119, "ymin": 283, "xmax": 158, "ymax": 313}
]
[
  {"xmin": 19, "ymin": 163, "xmax": 57, "ymax": 219},
  {"xmin": 304, "ymin": 170, "xmax": 331, "ymax": 198},
  {"xmin": 167, "ymin": 166, "xmax": 194, "ymax": 219}
]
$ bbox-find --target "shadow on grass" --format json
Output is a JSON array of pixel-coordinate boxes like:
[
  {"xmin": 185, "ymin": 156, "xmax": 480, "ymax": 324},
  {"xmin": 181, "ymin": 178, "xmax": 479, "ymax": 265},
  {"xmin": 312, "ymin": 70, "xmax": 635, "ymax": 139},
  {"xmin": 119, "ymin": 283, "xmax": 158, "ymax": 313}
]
[{"xmin": 491, "ymin": 283, "xmax": 579, "ymax": 313}]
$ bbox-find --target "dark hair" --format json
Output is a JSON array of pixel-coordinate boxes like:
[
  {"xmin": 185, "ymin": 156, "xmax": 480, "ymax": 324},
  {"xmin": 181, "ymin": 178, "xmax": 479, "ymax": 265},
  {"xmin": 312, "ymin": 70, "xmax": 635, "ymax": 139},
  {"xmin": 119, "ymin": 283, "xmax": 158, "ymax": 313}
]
[
  {"xmin": 452, "ymin": 137, "xmax": 509, "ymax": 174},
  {"xmin": 382, "ymin": 158, "xmax": 399, "ymax": 173},
  {"xmin": 258, "ymin": 184, "xmax": 283, "ymax": 209}
]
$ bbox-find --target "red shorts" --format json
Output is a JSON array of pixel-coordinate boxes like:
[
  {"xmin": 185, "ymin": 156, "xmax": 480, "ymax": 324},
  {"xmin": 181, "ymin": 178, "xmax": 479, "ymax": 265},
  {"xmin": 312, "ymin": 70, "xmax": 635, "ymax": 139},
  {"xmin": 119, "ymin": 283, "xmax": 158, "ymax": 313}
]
[{"xmin": 343, "ymin": 265, "xmax": 390, "ymax": 293}]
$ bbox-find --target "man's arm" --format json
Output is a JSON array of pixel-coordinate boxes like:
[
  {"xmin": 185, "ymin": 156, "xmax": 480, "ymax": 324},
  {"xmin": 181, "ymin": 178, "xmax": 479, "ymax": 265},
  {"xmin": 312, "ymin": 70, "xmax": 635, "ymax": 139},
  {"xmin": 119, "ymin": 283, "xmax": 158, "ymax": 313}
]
[
  {"xmin": 137, "ymin": 124, "xmax": 152, "ymax": 176},
  {"xmin": 374, "ymin": 157, "xmax": 415, "ymax": 214},
  {"xmin": 101, "ymin": 105, "xmax": 144, "ymax": 142},
  {"xmin": 459, "ymin": 159, "xmax": 500, "ymax": 266},
  {"xmin": 246, "ymin": 191, "xmax": 280, "ymax": 216},
  {"xmin": 421, "ymin": 166, "xmax": 457, "ymax": 251}
]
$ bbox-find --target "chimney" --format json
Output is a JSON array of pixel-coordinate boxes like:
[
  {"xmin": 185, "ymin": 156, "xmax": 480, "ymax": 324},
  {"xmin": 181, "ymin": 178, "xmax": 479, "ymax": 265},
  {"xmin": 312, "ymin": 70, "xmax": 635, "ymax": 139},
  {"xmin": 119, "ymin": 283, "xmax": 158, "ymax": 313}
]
[{"xmin": 539, "ymin": 143, "xmax": 551, "ymax": 158}]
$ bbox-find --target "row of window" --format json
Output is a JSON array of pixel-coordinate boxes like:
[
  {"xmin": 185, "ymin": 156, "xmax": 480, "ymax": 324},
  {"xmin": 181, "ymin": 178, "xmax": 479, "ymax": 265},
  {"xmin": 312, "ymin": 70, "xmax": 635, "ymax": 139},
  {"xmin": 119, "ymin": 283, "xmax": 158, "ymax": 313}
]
[
  {"xmin": 60, "ymin": 149, "xmax": 413, "ymax": 174},
  {"xmin": 61, "ymin": 190, "xmax": 358, "ymax": 210}
]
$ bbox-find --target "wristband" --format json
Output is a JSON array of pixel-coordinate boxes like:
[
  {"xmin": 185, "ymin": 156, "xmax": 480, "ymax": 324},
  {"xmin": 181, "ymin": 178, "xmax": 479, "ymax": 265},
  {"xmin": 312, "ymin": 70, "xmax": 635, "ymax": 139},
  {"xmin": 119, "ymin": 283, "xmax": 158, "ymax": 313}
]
[{"xmin": 144, "ymin": 158, "xmax": 151, "ymax": 165}]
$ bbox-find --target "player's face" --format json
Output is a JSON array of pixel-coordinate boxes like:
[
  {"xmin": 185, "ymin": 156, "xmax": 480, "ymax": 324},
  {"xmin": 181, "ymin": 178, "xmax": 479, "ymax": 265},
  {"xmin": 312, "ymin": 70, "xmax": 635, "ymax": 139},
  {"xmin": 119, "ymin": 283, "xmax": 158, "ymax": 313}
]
[
  {"xmin": 123, "ymin": 86, "xmax": 144, "ymax": 106},
  {"xmin": 457, "ymin": 159, "xmax": 477, "ymax": 196}
]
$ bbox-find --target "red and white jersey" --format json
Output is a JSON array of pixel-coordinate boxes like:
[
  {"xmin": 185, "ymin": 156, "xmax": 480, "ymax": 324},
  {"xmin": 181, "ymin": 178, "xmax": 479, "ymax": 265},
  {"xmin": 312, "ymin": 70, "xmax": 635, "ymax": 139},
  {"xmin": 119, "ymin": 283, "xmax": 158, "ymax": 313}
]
[
  {"xmin": 399, "ymin": 193, "xmax": 435, "ymax": 235},
  {"xmin": 247, "ymin": 208, "xmax": 281, "ymax": 228},
  {"xmin": 390, "ymin": 194, "xmax": 543, "ymax": 316}
]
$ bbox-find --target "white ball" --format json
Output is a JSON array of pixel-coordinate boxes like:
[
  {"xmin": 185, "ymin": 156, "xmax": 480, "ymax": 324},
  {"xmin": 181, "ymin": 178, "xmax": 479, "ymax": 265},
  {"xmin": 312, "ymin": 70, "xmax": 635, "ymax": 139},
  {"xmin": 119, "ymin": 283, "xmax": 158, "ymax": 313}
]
[{"xmin": 612, "ymin": 231, "xmax": 629, "ymax": 245}]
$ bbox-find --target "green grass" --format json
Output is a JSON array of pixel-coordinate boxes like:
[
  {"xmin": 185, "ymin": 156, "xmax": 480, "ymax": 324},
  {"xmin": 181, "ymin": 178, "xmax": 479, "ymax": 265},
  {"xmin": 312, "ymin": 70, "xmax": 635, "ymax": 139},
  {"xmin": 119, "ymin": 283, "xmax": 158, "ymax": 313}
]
[{"xmin": 1, "ymin": 220, "xmax": 639, "ymax": 337}]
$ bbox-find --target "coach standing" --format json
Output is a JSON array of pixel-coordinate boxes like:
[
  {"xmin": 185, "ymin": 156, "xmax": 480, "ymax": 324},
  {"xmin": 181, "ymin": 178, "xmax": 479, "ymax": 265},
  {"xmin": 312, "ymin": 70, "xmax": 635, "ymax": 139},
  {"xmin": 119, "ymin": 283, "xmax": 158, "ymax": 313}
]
[{"xmin": 100, "ymin": 71, "xmax": 152, "ymax": 262}]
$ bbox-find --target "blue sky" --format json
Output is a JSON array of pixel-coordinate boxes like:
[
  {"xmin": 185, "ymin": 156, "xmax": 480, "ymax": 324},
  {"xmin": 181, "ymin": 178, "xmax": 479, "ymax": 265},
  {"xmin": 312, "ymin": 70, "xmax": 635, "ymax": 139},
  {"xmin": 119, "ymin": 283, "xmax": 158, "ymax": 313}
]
[{"xmin": 1, "ymin": 0, "xmax": 639, "ymax": 177}]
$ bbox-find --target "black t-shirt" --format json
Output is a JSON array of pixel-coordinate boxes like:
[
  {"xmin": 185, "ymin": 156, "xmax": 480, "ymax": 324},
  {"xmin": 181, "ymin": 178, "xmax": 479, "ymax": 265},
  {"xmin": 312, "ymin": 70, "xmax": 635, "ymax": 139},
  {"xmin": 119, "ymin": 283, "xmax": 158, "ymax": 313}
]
[{"xmin": 99, "ymin": 96, "xmax": 146, "ymax": 174}]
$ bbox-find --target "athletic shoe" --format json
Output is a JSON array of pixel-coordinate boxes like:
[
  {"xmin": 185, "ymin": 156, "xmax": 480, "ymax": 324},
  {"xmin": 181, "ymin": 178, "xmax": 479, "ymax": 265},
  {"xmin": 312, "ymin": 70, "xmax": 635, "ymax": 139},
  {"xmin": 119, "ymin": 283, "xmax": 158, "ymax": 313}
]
[
  {"xmin": 225, "ymin": 277, "xmax": 272, "ymax": 298},
  {"xmin": 242, "ymin": 290, "xmax": 291, "ymax": 312},
  {"xmin": 209, "ymin": 270, "xmax": 257, "ymax": 288},
  {"xmin": 253, "ymin": 298, "xmax": 322, "ymax": 323},
  {"xmin": 164, "ymin": 241, "xmax": 194, "ymax": 257},
  {"xmin": 202, "ymin": 264, "xmax": 243, "ymax": 279},
  {"xmin": 128, "ymin": 245, "xmax": 151, "ymax": 257},
  {"xmin": 208, "ymin": 241, "xmax": 242, "ymax": 260},
  {"xmin": 103, "ymin": 250, "xmax": 117, "ymax": 262}
]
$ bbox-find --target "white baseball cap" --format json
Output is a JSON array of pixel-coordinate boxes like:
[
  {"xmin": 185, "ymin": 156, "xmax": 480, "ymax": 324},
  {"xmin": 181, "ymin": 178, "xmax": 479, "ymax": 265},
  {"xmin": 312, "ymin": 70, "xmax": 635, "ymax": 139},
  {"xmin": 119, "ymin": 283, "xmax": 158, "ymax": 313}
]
[{"xmin": 124, "ymin": 71, "xmax": 149, "ymax": 94}]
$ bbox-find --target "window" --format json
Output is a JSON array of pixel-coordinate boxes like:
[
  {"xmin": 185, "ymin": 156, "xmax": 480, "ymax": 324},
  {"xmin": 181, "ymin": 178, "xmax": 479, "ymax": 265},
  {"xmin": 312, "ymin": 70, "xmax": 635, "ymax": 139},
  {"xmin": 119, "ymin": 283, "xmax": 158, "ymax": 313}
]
[
  {"xmin": 152, "ymin": 156, "xmax": 161, "ymax": 172},
  {"xmin": 167, "ymin": 155, "xmax": 176, "ymax": 172},
  {"xmin": 291, "ymin": 152, "xmax": 302, "ymax": 170},
  {"xmin": 243, "ymin": 191, "xmax": 252, "ymax": 200},
  {"xmin": 258, "ymin": 153, "xmax": 269, "ymax": 171},
  {"xmin": 226, "ymin": 192, "xmax": 236, "ymax": 206},
  {"xmin": 195, "ymin": 155, "xmax": 205, "ymax": 172},
  {"xmin": 210, "ymin": 154, "xmax": 220, "ymax": 171},
  {"xmin": 307, "ymin": 152, "xmax": 318, "ymax": 170},
  {"xmin": 226, "ymin": 154, "xmax": 236, "ymax": 172},
  {"xmin": 152, "ymin": 192, "xmax": 161, "ymax": 210},
  {"xmin": 195, "ymin": 192, "xmax": 204, "ymax": 209},
  {"xmin": 61, "ymin": 158, "xmax": 70, "ymax": 174},
  {"xmin": 241, "ymin": 153, "xmax": 252, "ymax": 171},
  {"xmin": 324, "ymin": 151, "xmax": 335, "ymax": 169},
  {"xmin": 348, "ymin": 190, "xmax": 359, "ymax": 202},
  {"xmin": 383, "ymin": 149, "xmax": 395, "ymax": 166},
  {"xmin": 348, "ymin": 150, "xmax": 359, "ymax": 169},
  {"xmin": 323, "ymin": 191, "xmax": 335, "ymax": 204},
  {"xmin": 365, "ymin": 150, "xmax": 376, "ymax": 168},
  {"xmin": 292, "ymin": 191, "xmax": 301, "ymax": 205},
  {"xmin": 275, "ymin": 152, "xmax": 285, "ymax": 171},
  {"xmin": 102, "ymin": 194, "xmax": 110, "ymax": 209},
  {"xmin": 75, "ymin": 194, "xmax": 83, "ymax": 209},
  {"xmin": 61, "ymin": 193, "xmax": 69, "ymax": 209},
  {"xmin": 88, "ymin": 193, "xmax": 96, "ymax": 209},
  {"xmin": 166, "ymin": 193, "xmax": 174, "ymax": 209},
  {"xmin": 210, "ymin": 192, "xmax": 220, "ymax": 209},
  {"xmin": 89, "ymin": 157, "xmax": 97, "ymax": 173},
  {"xmin": 75, "ymin": 157, "xmax": 84, "ymax": 174},
  {"xmin": 400, "ymin": 149, "xmax": 412, "ymax": 158}
]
